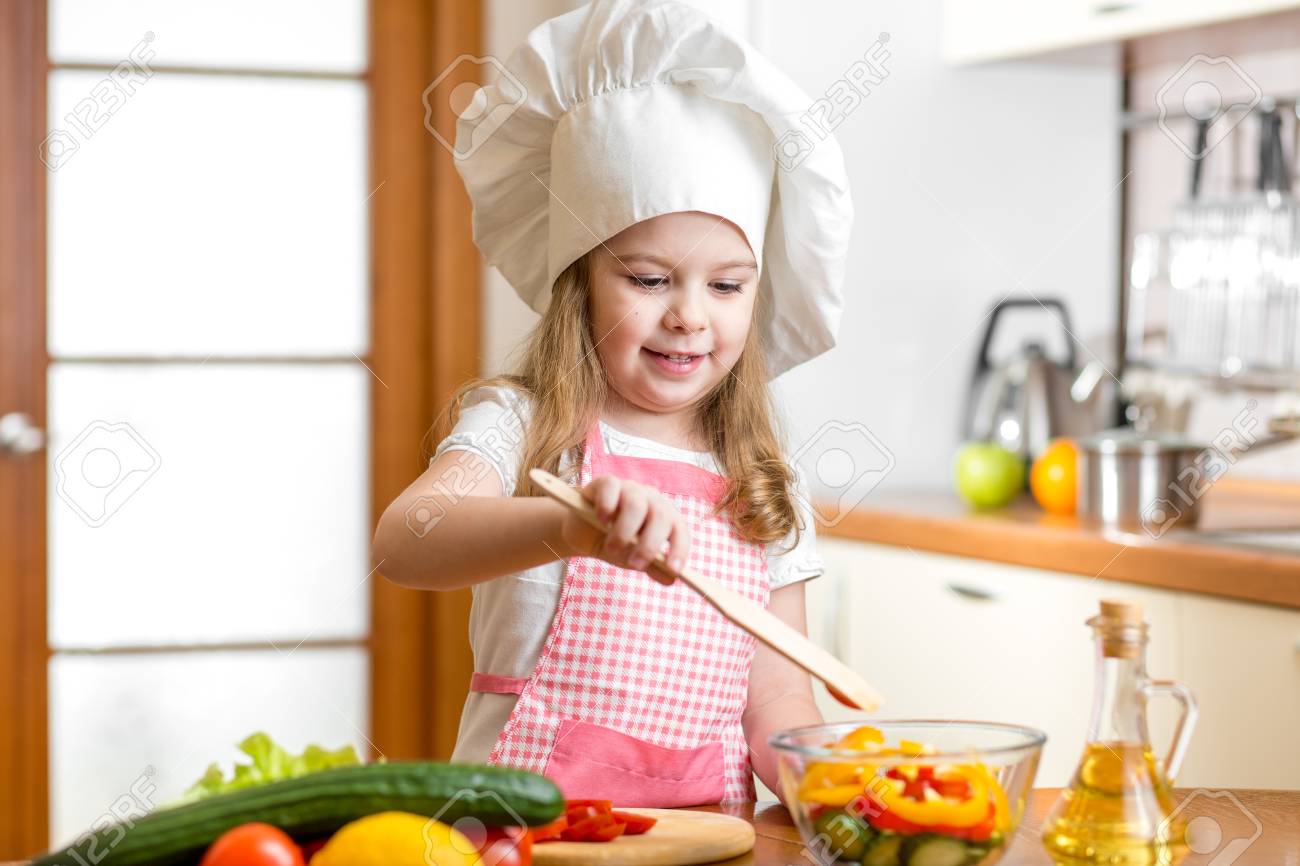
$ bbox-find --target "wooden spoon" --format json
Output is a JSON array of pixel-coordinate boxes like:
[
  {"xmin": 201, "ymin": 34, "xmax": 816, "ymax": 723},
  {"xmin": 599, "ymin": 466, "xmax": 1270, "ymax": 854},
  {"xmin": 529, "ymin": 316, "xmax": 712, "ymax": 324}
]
[{"xmin": 529, "ymin": 468, "xmax": 885, "ymax": 712}]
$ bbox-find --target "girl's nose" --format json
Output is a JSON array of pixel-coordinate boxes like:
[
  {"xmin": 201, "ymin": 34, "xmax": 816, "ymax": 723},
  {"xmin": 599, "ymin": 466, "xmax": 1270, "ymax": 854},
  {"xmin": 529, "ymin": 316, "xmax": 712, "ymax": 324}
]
[{"xmin": 664, "ymin": 285, "xmax": 708, "ymax": 333}]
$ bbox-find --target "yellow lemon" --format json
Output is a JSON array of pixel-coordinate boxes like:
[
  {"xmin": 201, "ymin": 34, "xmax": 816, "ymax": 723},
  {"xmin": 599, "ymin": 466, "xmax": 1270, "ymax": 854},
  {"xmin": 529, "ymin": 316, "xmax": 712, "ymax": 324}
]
[{"xmin": 310, "ymin": 812, "xmax": 480, "ymax": 866}]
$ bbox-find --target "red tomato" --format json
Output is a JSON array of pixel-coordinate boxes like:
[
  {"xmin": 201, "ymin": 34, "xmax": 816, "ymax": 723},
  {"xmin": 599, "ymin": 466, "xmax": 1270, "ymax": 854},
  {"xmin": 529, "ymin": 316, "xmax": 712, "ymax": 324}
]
[
  {"xmin": 610, "ymin": 811, "xmax": 657, "ymax": 835},
  {"xmin": 478, "ymin": 826, "xmax": 532, "ymax": 866},
  {"xmin": 200, "ymin": 824, "xmax": 304, "ymax": 866}
]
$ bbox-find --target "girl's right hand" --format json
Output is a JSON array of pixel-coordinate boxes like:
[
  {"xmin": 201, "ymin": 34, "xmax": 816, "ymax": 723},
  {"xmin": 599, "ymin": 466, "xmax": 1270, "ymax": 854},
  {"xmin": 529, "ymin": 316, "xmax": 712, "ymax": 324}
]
[{"xmin": 558, "ymin": 475, "xmax": 691, "ymax": 582}]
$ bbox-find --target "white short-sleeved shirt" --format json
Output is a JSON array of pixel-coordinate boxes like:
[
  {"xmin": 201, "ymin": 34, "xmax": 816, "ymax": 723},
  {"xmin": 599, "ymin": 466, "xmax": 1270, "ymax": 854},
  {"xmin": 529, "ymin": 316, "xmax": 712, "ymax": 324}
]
[{"xmin": 436, "ymin": 385, "xmax": 823, "ymax": 763}]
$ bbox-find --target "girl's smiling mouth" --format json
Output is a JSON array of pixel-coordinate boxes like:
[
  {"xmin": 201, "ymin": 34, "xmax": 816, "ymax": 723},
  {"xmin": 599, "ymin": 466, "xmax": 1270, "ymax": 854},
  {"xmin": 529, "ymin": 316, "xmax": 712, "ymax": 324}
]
[{"xmin": 642, "ymin": 346, "xmax": 706, "ymax": 375}]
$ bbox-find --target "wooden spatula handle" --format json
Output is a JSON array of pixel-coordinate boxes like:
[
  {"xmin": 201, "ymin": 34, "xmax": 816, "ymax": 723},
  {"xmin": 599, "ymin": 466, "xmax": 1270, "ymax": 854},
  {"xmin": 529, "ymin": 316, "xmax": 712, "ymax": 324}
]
[{"xmin": 529, "ymin": 468, "xmax": 885, "ymax": 712}]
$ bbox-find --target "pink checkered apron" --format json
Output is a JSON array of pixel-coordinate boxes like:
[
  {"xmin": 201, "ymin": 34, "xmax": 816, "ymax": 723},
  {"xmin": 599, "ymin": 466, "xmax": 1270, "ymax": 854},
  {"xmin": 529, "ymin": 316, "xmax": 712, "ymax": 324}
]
[{"xmin": 470, "ymin": 422, "xmax": 769, "ymax": 805}]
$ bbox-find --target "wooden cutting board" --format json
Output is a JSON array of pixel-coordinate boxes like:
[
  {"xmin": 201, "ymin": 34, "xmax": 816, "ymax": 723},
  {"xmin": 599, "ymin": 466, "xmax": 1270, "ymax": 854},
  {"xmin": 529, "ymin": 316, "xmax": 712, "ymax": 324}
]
[{"xmin": 531, "ymin": 808, "xmax": 755, "ymax": 866}]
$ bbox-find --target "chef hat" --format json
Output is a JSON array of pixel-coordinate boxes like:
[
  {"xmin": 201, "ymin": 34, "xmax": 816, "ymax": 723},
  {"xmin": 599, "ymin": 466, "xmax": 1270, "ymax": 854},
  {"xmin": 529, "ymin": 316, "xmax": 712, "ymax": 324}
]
[{"xmin": 453, "ymin": 0, "xmax": 854, "ymax": 377}]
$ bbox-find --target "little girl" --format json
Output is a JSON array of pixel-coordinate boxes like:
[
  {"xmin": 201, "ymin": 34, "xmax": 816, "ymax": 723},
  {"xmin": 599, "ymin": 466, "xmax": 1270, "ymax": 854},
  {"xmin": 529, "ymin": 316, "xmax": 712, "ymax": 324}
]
[{"xmin": 373, "ymin": 0, "xmax": 853, "ymax": 806}]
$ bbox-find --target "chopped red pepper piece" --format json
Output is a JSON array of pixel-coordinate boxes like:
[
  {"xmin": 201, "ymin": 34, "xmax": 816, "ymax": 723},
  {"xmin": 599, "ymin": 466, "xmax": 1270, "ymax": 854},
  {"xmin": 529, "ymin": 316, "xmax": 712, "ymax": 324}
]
[
  {"xmin": 564, "ymin": 805, "xmax": 601, "ymax": 824},
  {"xmin": 564, "ymin": 799, "xmax": 614, "ymax": 812},
  {"xmin": 866, "ymin": 800, "xmax": 997, "ymax": 842},
  {"xmin": 932, "ymin": 776, "xmax": 972, "ymax": 800},
  {"xmin": 610, "ymin": 811, "xmax": 657, "ymax": 835},
  {"xmin": 562, "ymin": 812, "xmax": 617, "ymax": 842},
  {"xmin": 477, "ymin": 826, "xmax": 532, "ymax": 866},
  {"xmin": 530, "ymin": 816, "xmax": 567, "ymax": 842},
  {"xmin": 536, "ymin": 798, "xmax": 656, "ymax": 843}
]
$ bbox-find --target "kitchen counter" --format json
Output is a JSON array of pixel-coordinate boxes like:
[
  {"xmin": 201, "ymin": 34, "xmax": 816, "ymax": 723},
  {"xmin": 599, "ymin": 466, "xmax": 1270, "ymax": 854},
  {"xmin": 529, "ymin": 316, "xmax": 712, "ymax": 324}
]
[
  {"xmin": 6, "ymin": 789, "xmax": 1295, "ymax": 864},
  {"xmin": 822, "ymin": 478, "xmax": 1300, "ymax": 609},
  {"xmin": 699, "ymin": 788, "xmax": 1300, "ymax": 864}
]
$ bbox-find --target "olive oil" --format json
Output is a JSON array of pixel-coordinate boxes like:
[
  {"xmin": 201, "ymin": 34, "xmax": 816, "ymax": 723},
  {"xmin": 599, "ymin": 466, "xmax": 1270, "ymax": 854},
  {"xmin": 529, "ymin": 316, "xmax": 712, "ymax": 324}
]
[
  {"xmin": 1042, "ymin": 600, "xmax": 1198, "ymax": 866},
  {"xmin": 1042, "ymin": 743, "xmax": 1184, "ymax": 865}
]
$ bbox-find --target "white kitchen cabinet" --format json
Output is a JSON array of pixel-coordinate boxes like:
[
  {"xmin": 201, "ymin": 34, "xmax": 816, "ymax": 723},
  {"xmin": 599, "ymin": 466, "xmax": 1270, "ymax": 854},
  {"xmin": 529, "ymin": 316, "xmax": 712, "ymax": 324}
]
[
  {"xmin": 943, "ymin": 0, "xmax": 1300, "ymax": 65},
  {"xmin": 1177, "ymin": 595, "xmax": 1300, "ymax": 789},
  {"xmin": 805, "ymin": 540, "xmax": 1181, "ymax": 787},
  {"xmin": 803, "ymin": 538, "xmax": 1300, "ymax": 791}
]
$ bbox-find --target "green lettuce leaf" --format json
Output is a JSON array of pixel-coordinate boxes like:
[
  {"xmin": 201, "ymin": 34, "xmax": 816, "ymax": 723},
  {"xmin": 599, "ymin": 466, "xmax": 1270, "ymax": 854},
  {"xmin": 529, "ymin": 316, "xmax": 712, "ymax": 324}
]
[{"xmin": 170, "ymin": 732, "xmax": 361, "ymax": 806}]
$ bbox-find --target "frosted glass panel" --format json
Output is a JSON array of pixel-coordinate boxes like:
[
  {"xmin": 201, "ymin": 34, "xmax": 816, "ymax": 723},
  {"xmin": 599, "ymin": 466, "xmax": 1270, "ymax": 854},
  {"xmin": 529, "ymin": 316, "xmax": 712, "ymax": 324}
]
[
  {"xmin": 49, "ymin": 648, "xmax": 368, "ymax": 847},
  {"xmin": 49, "ymin": 0, "xmax": 367, "ymax": 73},
  {"xmin": 48, "ymin": 363, "xmax": 370, "ymax": 648},
  {"xmin": 47, "ymin": 72, "xmax": 368, "ymax": 357}
]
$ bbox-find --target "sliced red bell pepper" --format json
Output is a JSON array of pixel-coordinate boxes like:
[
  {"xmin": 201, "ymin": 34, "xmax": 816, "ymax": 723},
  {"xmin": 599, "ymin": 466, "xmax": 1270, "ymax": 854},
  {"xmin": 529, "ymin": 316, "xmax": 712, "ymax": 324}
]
[
  {"xmin": 531, "ymin": 816, "xmax": 567, "ymax": 843},
  {"xmin": 562, "ymin": 812, "xmax": 618, "ymax": 842},
  {"xmin": 538, "ymin": 798, "xmax": 655, "ymax": 843},
  {"xmin": 610, "ymin": 811, "xmax": 658, "ymax": 835},
  {"xmin": 563, "ymin": 805, "xmax": 602, "ymax": 824},
  {"xmin": 564, "ymin": 799, "xmax": 614, "ymax": 813},
  {"xmin": 932, "ymin": 775, "xmax": 972, "ymax": 800},
  {"xmin": 866, "ymin": 801, "xmax": 997, "ymax": 842},
  {"xmin": 477, "ymin": 826, "xmax": 532, "ymax": 866}
]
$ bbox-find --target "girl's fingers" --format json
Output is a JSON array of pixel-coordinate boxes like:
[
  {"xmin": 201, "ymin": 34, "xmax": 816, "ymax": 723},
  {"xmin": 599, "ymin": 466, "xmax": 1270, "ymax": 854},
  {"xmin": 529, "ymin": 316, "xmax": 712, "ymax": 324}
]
[
  {"xmin": 578, "ymin": 478, "xmax": 687, "ymax": 580},
  {"xmin": 585, "ymin": 477, "xmax": 621, "ymax": 522},
  {"xmin": 633, "ymin": 503, "xmax": 674, "ymax": 571},
  {"xmin": 665, "ymin": 518, "xmax": 691, "ymax": 574},
  {"xmin": 608, "ymin": 486, "xmax": 649, "ymax": 558}
]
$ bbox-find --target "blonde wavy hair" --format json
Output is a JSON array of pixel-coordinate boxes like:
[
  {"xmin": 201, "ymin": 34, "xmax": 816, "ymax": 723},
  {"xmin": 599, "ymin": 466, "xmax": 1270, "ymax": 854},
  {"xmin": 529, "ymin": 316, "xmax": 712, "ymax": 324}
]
[{"xmin": 441, "ymin": 254, "xmax": 802, "ymax": 547}]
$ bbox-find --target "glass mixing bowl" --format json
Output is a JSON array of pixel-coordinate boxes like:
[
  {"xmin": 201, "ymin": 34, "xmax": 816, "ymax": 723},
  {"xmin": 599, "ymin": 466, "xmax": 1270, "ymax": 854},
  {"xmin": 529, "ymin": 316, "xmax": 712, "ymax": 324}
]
[{"xmin": 771, "ymin": 720, "xmax": 1045, "ymax": 866}]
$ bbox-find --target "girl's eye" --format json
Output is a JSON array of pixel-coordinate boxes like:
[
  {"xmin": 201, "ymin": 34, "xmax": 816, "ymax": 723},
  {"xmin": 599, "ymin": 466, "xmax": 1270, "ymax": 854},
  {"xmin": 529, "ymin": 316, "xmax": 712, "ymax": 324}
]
[
  {"xmin": 712, "ymin": 281, "xmax": 744, "ymax": 294},
  {"xmin": 627, "ymin": 275, "xmax": 667, "ymax": 290}
]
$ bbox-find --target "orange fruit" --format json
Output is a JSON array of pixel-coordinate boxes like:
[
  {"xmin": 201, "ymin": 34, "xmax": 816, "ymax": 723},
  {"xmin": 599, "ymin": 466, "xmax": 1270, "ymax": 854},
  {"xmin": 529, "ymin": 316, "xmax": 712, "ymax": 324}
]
[{"xmin": 1030, "ymin": 438, "xmax": 1078, "ymax": 516}]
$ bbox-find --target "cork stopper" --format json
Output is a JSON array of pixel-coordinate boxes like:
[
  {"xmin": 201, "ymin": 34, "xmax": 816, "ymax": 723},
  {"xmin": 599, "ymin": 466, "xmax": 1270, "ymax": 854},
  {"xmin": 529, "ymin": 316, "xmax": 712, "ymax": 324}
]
[
  {"xmin": 1095, "ymin": 598, "xmax": 1145, "ymax": 658},
  {"xmin": 1100, "ymin": 598, "xmax": 1143, "ymax": 624}
]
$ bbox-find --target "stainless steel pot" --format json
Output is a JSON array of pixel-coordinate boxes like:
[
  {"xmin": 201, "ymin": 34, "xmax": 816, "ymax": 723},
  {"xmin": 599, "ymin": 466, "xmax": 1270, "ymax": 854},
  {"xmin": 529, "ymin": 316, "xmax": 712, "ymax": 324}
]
[{"xmin": 1077, "ymin": 419, "xmax": 1298, "ymax": 536}]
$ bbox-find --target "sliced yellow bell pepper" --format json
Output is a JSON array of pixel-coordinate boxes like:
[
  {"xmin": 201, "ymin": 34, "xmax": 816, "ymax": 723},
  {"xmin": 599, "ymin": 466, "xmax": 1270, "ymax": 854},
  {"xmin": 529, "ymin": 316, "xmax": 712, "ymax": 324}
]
[
  {"xmin": 898, "ymin": 739, "xmax": 937, "ymax": 757},
  {"xmin": 969, "ymin": 762, "xmax": 1011, "ymax": 831},
  {"xmin": 834, "ymin": 725, "xmax": 885, "ymax": 750},
  {"xmin": 866, "ymin": 767, "xmax": 990, "ymax": 828},
  {"xmin": 796, "ymin": 726, "xmax": 886, "ymax": 803},
  {"xmin": 800, "ymin": 760, "xmax": 868, "ymax": 790},
  {"xmin": 798, "ymin": 783, "xmax": 863, "ymax": 807}
]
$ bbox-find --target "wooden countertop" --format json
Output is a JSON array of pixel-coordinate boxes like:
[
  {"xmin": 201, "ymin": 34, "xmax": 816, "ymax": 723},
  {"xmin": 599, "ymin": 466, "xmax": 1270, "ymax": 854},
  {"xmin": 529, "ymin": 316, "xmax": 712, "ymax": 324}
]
[
  {"xmin": 8, "ymin": 789, "xmax": 1295, "ymax": 865},
  {"xmin": 699, "ymin": 788, "xmax": 1299, "ymax": 865},
  {"xmin": 821, "ymin": 479, "xmax": 1300, "ymax": 610}
]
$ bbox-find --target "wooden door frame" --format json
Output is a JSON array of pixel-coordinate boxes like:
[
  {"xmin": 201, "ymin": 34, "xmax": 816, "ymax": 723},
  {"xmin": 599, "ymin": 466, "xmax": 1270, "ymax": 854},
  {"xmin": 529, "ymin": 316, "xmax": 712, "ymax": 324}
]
[
  {"xmin": 0, "ymin": 0, "xmax": 50, "ymax": 858},
  {"xmin": 0, "ymin": 0, "xmax": 481, "ymax": 854},
  {"xmin": 368, "ymin": 0, "xmax": 482, "ymax": 762}
]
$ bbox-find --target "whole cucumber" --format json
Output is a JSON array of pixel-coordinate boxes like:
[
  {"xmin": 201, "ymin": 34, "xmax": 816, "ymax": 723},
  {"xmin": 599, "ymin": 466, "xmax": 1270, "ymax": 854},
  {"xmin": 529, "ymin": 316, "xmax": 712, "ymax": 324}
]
[{"xmin": 33, "ymin": 762, "xmax": 563, "ymax": 866}]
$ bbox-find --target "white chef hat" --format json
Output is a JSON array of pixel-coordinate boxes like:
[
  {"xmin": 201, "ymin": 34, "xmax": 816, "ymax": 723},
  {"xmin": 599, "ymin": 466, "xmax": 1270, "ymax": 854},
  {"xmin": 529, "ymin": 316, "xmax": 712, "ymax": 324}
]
[{"xmin": 453, "ymin": 0, "xmax": 854, "ymax": 377}]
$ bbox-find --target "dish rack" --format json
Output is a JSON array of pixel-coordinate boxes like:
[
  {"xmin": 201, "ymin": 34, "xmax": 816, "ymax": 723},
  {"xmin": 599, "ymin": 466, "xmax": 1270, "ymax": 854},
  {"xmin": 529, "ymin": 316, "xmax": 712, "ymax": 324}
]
[{"xmin": 1126, "ymin": 104, "xmax": 1300, "ymax": 388}]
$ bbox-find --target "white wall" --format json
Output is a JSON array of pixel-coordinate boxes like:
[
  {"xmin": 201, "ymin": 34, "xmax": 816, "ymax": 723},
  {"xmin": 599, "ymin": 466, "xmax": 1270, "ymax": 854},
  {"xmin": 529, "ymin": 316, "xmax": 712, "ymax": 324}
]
[{"xmin": 478, "ymin": 0, "xmax": 1122, "ymax": 492}]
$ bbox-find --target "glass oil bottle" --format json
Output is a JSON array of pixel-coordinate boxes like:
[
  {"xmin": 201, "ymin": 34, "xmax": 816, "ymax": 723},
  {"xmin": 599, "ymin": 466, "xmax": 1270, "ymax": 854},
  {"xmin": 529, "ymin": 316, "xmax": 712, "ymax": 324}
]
[{"xmin": 1042, "ymin": 599, "xmax": 1198, "ymax": 865}]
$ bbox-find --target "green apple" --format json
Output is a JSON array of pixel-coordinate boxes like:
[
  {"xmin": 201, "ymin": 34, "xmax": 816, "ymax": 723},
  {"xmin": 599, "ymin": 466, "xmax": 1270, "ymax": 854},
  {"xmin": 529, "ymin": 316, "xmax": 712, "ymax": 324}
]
[{"xmin": 953, "ymin": 441, "xmax": 1025, "ymax": 508}]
